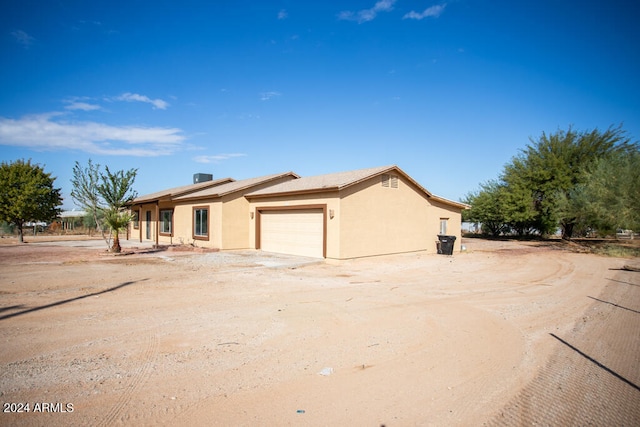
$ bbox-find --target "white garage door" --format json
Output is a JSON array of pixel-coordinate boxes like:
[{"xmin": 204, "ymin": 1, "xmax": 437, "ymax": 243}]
[{"xmin": 260, "ymin": 209, "xmax": 324, "ymax": 258}]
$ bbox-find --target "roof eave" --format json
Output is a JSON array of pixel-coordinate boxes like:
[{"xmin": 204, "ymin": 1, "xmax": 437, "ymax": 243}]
[
  {"xmin": 246, "ymin": 186, "xmax": 340, "ymax": 199},
  {"xmin": 177, "ymin": 172, "xmax": 301, "ymax": 202},
  {"xmin": 428, "ymin": 195, "xmax": 470, "ymax": 209},
  {"xmin": 131, "ymin": 177, "xmax": 234, "ymax": 204}
]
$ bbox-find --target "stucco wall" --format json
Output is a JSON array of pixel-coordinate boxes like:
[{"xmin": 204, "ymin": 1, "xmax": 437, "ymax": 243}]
[
  {"xmin": 132, "ymin": 204, "xmax": 155, "ymax": 242},
  {"xmin": 248, "ymin": 175, "xmax": 462, "ymax": 260},
  {"xmin": 428, "ymin": 199, "xmax": 463, "ymax": 252},
  {"xmin": 221, "ymin": 195, "xmax": 250, "ymax": 249},
  {"xmin": 339, "ymin": 175, "xmax": 431, "ymax": 259}
]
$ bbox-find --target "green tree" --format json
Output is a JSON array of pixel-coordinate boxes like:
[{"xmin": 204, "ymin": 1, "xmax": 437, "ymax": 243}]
[
  {"xmin": 500, "ymin": 160, "xmax": 540, "ymax": 235},
  {"xmin": 71, "ymin": 159, "xmax": 104, "ymax": 238},
  {"xmin": 71, "ymin": 160, "xmax": 137, "ymax": 253},
  {"xmin": 0, "ymin": 159, "xmax": 62, "ymax": 242},
  {"xmin": 463, "ymin": 180, "xmax": 509, "ymax": 236},
  {"xmin": 576, "ymin": 149, "xmax": 640, "ymax": 235},
  {"xmin": 505, "ymin": 125, "xmax": 635, "ymax": 238},
  {"xmin": 98, "ymin": 166, "xmax": 137, "ymax": 253}
]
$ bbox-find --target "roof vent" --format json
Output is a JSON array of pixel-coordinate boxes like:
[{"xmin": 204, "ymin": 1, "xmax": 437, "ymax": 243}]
[{"xmin": 193, "ymin": 173, "xmax": 213, "ymax": 184}]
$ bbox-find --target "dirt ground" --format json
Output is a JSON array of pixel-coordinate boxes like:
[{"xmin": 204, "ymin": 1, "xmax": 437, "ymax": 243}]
[{"xmin": 0, "ymin": 237, "xmax": 638, "ymax": 426}]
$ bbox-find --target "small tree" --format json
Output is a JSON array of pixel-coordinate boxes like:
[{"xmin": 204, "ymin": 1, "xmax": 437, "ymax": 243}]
[
  {"xmin": 98, "ymin": 166, "xmax": 137, "ymax": 252},
  {"xmin": 71, "ymin": 160, "xmax": 137, "ymax": 253},
  {"xmin": 0, "ymin": 159, "xmax": 63, "ymax": 242},
  {"xmin": 71, "ymin": 160, "xmax": 105, "ymax": 239}
]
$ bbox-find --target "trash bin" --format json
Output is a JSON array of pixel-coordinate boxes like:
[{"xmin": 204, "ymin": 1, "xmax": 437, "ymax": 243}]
[{"xmin": 437, "ymin": 235, "xmax": 456, "ymax": 255}]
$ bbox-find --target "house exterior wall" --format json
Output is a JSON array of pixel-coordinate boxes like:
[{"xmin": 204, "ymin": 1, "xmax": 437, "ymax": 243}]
[
  {"xmin": 221, "ymin": 194, "xmax": 250, "ymax": 249},
  {"xmin": 338, "ymin": 175, "xmax": 431, "ymax": 259},
  {"xmin": 134, "ymin": 203, "xmax": 161, "ymax": 243},
  {"xmin": 428, "ymin": 200, "xmax": 463, "ymax": 252},
  {"xmin": 132, "ymin": 205, "xmax": 145, "ymax": 242},
  {"xmin": 163, "ymin": 201, "xmax": 223, "ymax": 248},
  {"xmin": 248, "ymin": 175, "xmax": 464, "ymax": 260},
  {"xmin": 171, "ymin": 203, "xmax": 194, "ymax": 245}
]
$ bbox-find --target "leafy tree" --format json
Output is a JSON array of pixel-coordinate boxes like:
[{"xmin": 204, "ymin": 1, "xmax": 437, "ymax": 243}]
[
  {"xmin": 465, "ymin": 125, "xmax": 637, "ymax": 239},
  {"xmin": 504, "ymin": 125, "xmax": 635, "ymax": 238},
  {"xmin": 0, "ymin": 159, "xmax": 62, "ymax": 242},
  {"xmin": 463, "ymin": 180, "xmax": 509, "ymax": 236},
  {"xmin": 500, "ymin": 161, "xmax": 540, "ymax": 235},
  {"xmin": 71, "ymin": 160, "xmax": 137, "ymax": 252},
  {"xmin": 575, "ymin": 149, "xmax": 640, "ymax": 235},
  {"xmin": 71, "ymin": 160, "xmax": 104, "ymax": 238},
  {"xmin": 98, "ymin": 166, "xmax": 137, "ymax": 253}
]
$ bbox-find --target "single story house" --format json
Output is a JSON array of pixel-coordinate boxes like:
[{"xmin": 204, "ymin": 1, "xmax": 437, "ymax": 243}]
[{"xmin": 130, "ymin": 165, "xmax": 468, "ymax": 259}]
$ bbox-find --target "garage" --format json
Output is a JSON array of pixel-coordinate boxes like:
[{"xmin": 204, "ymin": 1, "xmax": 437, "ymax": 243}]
[{"xmin": 258, "ymin": 208, "xmax": 325, "ymax": 258}]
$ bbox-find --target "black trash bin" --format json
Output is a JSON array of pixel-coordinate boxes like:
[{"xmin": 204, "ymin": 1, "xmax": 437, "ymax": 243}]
[{"xmin": 437, "ymin": 235, "xmax": 456, "ymax": 255}]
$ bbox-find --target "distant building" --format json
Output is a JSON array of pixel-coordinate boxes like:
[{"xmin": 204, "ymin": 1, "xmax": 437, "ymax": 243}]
[{"xmin": 57, "ymin": 209, "xmax": 87, "ymax": 231}]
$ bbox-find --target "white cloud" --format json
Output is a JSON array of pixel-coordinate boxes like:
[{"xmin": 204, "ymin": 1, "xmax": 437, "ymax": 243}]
[
  {"xmin": 260, "ymin": 91, "xmax": 281, "ymax": 101},
  {"xmin": 11, "ymin": 30, "xmax": 35, "ymax": 48},
  {"xmin": 403, "ymin": 4, "xmax": 447, "ymax": 20},
  {"xmin": 114, "ymin": 92, "xmax": 169, "ymax": 110},
  {"xmin": 0, "ymin": 113, "xmax": 185, "ymax": 156},
  {"xmin": 338, "ymin": 0, "xmax": 397, "ymax": 23},
  {"xmin": 278, "ymin": 9, "xmax": 288, "ymax": 20},
  {"xmin": 64, "ymin": 101, "xmax": 101, "ymax": 111},
  {"xmin": 193, "ymin": 153, "xmax": 246, "ymax": 164}
]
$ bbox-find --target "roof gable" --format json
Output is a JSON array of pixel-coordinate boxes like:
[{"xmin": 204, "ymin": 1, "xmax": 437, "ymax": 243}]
[
  {"xmin": 245, "ymin": 165, "xmax": 469, "ymax": 209},
  {"xmin": 246, "ymin": 165, "xmax": 430, "ymax": 197}
]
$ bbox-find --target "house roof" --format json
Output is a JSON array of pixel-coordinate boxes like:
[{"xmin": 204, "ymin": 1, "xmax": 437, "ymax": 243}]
[
  {"xmin": 246, "ymin": 165, "xmax": 469, "ymax": 209},
  {"xmin": 173, "ymin": 172, "xmax": 300, "ymax": 201},
  {"xmin": 133, "ymin": 177, "xmax": 234, "ymax": 204},
  {"xmin": 246, "ymin": 165, "xmax": 429, "ymax": 196}
]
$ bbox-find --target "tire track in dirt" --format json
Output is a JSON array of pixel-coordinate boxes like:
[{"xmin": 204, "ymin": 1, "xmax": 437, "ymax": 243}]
[
  {"xmin": 97, "ymin": 331, "xmax": 159, "ymax": 427},
  {"xmin": 484, "ymin": 267, "xmax": 640, "ymax": 426}
]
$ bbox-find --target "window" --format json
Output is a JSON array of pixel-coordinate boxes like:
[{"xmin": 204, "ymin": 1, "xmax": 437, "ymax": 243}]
[
  {"xmin": 132, "ymin": 210, "xmax": 139, "ymax": 229},
  {"xmin": 193, "ymin": 207, "xmax": 208, "ymax": 240},
  {"xmin": 440, "ymin": 218, "xmax": 448, "ymax": 235},
  {"xmin": 160, "ymin": 209, "xmax": 173, "ymax": 235}
]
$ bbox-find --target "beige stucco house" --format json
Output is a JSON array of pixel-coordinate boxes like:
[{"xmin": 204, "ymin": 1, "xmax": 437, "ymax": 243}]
[{"xmin": 130, "ymin": 165, "xmax": 467, "ymax": 259}]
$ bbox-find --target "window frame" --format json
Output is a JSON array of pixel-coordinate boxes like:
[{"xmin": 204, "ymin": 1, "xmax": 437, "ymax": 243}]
[
  {"xmin": 159, "ymin": 209, "xmax": 174, "ymax": 236},
  {"xmin": 132, "ymin": 210, "xmax": 139, "ymax": 230},
  {"xmin": 439, "ymin": 218, "xmax": 448, "ymax": 235},
  {"xmin": 193, "ymin": 206, "xmax": 209, "ymax": 241}
]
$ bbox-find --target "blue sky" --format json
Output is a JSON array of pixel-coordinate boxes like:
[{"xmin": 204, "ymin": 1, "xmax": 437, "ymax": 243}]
[{"xmin": 2, "ymin": 1, "xmax": 639, "ymax": 209}]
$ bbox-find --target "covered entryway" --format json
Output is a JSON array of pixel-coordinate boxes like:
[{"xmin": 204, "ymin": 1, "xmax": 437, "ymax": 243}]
[{"xmin": 258, "ymin": 207, "xmax": 325, "ymax": 258}]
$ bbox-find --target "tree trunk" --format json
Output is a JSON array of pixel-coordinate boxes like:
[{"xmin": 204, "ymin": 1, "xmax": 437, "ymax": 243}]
[
  {"xmin": 561, "ymin": 222, "xmax": 574, "ymax": 240},
  {"xmin": 17, "ymin": 224, "xmax": 24, "ymax": 243},
  {"xmin": 111, "ymin": 230, "xmax": 121, "ymax": 253}
]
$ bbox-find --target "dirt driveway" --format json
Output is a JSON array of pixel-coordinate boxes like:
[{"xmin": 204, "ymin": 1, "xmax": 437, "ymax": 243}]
[{"xmin": 0, "ymin": 238, "xmax": 638, "ymax": 426}]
